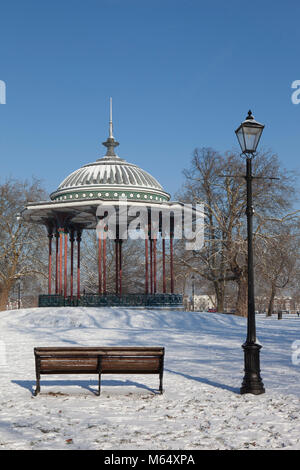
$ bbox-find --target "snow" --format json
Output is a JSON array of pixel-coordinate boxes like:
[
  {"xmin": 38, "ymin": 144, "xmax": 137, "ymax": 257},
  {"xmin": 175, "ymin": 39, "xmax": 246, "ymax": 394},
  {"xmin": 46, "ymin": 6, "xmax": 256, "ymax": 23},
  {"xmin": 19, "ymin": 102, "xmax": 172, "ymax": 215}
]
[{"xmin": 0, "ymin": 306, "xmax": 300, "ymax": 450}]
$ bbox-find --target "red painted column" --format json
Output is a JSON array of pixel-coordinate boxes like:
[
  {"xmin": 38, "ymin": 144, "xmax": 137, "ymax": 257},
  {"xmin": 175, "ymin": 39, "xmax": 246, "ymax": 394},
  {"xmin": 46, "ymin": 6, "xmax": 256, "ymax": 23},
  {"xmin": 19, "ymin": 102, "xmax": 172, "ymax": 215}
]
[
  {"xmin": 64, "ymin": 232, "xmax": 68, "ymax": 299},
  {"xmin": 170, "ymin": 234, "xmax": 174, "ymax": 294},
  {"xmin": 58, "ymin": 228, "xmax": 63, "ymax": 295},
  {"xmin": 48, "ymin": 231, "xmax": 53, "ymax": 295},
  {"xmin": 153, "ymin": 235, "xmax": 157, "ymax": 294},
  {"xmin": 119, "ymin": 240, "xmax": 122, "ymax": 296},
  {"xmin": 103, "ymin": 237, "xmax": 107, "ymax": 294},
  {"xmin": 76, "ymin": 230, "xmax": 82, "ymax": 299},
  {"xmin": 115, "ymin": 239, "xmax": 119, "ymax": 294},
  {"xmin": 145, "ymin": 237, "xmax": 149, "ymax": 294},
  {"xmin": 150, "ymin": 238, "xmax": 153, "ymax": 294},
  {"xmin": 55, "ymin": 231, "xmax": 59, "ymax": 294},
  {"xmin": 70, "ymin": 231, "xmax": 75, "ymax": 299},
  {"xmin": 162, "ymin": 238, "xmax": 166, "ymax": 293},
  {"xmin": 98, "ymin": 236, "xmax": 102, "ymax": 295}
]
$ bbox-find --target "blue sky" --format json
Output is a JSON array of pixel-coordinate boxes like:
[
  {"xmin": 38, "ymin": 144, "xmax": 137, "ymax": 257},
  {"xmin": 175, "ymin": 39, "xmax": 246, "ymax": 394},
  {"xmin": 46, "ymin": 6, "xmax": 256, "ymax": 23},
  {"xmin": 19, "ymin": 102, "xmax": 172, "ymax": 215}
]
[{"xmin": 1, "ymin": 0, "xmax": 300, "ymax": 199}]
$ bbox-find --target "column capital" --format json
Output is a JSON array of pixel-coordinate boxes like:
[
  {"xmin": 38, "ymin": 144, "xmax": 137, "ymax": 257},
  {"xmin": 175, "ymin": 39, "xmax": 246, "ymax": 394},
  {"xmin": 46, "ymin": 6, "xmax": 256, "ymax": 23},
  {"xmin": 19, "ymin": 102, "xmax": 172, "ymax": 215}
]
[
  {"xmin": 69, "ymin": 229, "xmax": 75, "ymax": 243},
  {"xmin": 76, "ymin": 229, "xmax": 82, "ymax": 243}
]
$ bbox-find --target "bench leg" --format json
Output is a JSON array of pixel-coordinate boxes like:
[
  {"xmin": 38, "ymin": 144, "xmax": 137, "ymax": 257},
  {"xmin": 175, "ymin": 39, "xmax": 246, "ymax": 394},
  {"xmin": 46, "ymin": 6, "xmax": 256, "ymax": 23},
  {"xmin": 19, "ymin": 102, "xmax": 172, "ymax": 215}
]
[
  {"xmin": 97, "ymin": 356, "xmax": 102, "ymax": 396},
  {"xmin": 159, "ymin": 356, "xmax": 164, "ymax": 394},
  {"xmin": 98, "ymin": 373, "xmax": 101, "ymax": 396},
  {"xmin": 34, "ymin": 356, "xmax": 41, "ymax": 396},
  {"xmin": 159, "ymin": 372, "xmax": 163, "ymax": 394},
  {"xmin": 34, "ymin": 374, "xmax": 41, "ymax": 396}
]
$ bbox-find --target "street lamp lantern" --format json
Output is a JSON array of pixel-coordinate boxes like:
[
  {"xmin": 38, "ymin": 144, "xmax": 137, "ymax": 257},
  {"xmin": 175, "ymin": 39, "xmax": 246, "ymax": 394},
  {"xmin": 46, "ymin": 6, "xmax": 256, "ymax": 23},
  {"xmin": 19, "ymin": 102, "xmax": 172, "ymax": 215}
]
[
  {"xmin": 235, "ymin": 110, "xmax": 265, "ymax": 155},
  {"xmin": 235, "ymin": 110, "xmax": 265, "ymax": 395}
]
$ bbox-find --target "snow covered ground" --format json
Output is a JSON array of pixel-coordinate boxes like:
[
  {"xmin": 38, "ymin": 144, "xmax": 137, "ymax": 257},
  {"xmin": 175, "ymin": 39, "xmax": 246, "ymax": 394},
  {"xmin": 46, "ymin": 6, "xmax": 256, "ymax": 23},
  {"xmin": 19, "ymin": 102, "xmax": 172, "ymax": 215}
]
[{"xmin": 0, "ymin": 306, "xmax": 300, "ymax": 450}]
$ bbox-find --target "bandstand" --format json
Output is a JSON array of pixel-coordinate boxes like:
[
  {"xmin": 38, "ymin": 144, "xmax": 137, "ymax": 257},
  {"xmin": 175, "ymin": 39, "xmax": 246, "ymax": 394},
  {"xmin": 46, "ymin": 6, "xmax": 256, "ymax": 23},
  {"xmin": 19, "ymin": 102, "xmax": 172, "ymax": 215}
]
[{"xmin": 21, "ymin": 104, "xmax": 183, "ymax": 308}]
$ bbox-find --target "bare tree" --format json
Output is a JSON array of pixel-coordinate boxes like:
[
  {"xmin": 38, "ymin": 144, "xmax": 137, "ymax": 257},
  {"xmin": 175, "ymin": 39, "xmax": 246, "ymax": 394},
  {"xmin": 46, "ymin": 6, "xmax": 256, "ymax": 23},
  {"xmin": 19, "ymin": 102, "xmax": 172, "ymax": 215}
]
[
  {"xmin": 257, "ymin": 218, "xmax": 300, "ymax": 316},
  {"xmin": 178, "ymin": 147, "xmax": 297, "ymax": 316},
  {"xmin": 0, "ymin": 178, "xmax": 48, "ymax": 310}
]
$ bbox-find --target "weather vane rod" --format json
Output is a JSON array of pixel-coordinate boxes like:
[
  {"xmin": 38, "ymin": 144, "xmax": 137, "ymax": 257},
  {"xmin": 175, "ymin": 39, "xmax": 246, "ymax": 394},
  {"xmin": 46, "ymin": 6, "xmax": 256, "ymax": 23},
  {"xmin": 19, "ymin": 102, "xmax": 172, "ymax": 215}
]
[{"xmin": 109, "ymin": 97, "xmax": 113, "ymax": 138}]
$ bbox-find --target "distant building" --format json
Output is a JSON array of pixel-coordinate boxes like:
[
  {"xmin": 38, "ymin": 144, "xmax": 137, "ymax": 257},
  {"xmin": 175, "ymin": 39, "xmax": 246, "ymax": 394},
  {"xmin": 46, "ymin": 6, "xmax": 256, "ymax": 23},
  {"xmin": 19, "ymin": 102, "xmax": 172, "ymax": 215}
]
[{"xmin": 184, "ymin": 294, "xmax": 216, "ymax": 311}]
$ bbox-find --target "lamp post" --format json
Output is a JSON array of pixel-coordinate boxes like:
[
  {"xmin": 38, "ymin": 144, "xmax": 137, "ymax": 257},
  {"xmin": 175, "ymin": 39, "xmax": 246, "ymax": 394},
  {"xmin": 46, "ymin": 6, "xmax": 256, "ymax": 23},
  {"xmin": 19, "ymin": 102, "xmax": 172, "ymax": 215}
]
[{"xmin": 235, "ymin": 110, "xmax": 265, "ymax": 395}]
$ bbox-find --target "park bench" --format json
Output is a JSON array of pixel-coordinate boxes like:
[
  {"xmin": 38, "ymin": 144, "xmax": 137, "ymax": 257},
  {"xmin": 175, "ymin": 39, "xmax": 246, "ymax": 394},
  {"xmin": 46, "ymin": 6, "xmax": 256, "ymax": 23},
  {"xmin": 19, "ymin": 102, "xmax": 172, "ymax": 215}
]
[{"xmin": 34, "ymin": 346, "xmax": 164, "ymax": 396}]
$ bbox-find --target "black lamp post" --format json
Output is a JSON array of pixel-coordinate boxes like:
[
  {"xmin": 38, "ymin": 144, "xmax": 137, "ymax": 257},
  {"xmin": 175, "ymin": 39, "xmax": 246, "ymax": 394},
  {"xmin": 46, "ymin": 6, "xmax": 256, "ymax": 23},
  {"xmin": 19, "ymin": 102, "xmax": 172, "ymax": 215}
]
[{"xmin": 235, "ymin": 110, "xmax": 265, "ymax": 395}]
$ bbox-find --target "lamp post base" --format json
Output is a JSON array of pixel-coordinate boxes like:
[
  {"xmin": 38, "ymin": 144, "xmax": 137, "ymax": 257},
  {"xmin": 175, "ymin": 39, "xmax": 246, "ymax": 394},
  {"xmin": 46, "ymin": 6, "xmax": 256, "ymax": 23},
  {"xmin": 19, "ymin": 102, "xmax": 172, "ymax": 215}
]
[{"xmin": 240, "ymin": 342, "xmax": 265, "ymax": 395}]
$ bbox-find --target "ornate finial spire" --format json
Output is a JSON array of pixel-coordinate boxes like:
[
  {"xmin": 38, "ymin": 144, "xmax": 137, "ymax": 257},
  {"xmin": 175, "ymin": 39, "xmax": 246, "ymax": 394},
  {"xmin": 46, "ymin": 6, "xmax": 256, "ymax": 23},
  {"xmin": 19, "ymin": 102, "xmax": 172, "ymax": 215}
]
[
  {"xmin": 109, "ymin": 97, "xmax": 113, "ymax": 138},
  {"xmin": 102, "ymin": 97, "xmax": 119, "ymax": 158}
]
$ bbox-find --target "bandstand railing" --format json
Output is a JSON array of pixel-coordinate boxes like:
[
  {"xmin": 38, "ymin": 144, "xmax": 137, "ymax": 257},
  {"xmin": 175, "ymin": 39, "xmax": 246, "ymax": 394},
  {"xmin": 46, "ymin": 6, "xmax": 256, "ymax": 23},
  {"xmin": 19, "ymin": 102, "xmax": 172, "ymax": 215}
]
[{"xmin": 38, "ymin": 293, "xmax": 183, "ymax": 308}]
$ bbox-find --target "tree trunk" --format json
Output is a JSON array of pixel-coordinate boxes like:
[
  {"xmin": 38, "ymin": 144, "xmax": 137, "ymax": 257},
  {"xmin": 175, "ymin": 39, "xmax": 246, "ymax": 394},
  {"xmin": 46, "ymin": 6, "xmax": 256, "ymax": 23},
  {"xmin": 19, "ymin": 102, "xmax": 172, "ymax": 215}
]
[
  {"xmin": 0, "ymin": 278, "xmax": 15, "ymax": 311},
  {"xmin": 214, "ymin": 280, "xmax": 225, "ymax": 312},
  {"xmin": 235, "ymin": 276, "xmax": 248, "ymax": 317},
  {"xmin": 267, "ymin": 284, "xmax": 276, "ymax": 316},
  {"xmin": 0, "ymin": 287, "xmax": 10, "ymax": 311}
]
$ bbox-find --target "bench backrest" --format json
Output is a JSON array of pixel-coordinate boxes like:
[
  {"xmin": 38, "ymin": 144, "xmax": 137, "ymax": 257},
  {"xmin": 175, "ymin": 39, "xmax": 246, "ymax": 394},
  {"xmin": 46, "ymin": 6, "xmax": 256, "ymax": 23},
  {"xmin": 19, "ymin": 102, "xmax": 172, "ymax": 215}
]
[{"xmin": 34, "ymin": 347, "xmax": 164, "ymax": 374}]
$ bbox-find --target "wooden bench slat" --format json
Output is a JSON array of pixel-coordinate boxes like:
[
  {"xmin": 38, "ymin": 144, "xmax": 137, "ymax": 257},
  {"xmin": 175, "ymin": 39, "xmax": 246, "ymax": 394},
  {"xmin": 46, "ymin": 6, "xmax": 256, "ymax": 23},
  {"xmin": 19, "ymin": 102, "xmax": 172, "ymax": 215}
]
[
  {"xmin": 40, "ymin": 357, "xmax": 98, "ymax": 372},
  {"xmin": 35, "ymin": 348, "xmax": 164, "ymax": 357},
  {"xmin": 35, "ymin": 347, "xmax": 164, "ymax": 351},
  {"xmin": 36, "ymin": 351, "xmax": 163, "ymax": 357},
  {"xmin": 39, "ymin": 357, "xmax": 161, "ymax": 373},
  {"xmin": 100, "ymin": 357, "xmax": 160, "ymax": 372}
]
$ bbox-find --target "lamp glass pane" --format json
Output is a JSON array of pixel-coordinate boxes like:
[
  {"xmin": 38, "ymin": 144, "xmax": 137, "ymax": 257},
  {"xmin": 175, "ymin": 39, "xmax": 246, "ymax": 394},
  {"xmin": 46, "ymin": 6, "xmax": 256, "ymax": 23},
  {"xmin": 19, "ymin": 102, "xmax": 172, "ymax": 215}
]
[
  {"xmin": 236, "ymin": 127, "xmax": 246, "ymax": 152},
  {"xmin": 243, "ymin": 125, "xmax": 263, "ymax": 153}
]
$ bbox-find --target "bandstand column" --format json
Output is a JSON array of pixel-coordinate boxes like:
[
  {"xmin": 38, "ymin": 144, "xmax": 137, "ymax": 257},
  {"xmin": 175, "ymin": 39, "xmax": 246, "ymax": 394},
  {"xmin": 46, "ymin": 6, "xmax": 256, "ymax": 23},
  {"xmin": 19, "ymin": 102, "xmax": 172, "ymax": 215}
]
[
  {"xmin": 47, "ymin": 229, "xmax": 53, "ymax": 295},
  {"xmin": 115, "ymin": 239, "xmax": 119, "ymax": 295},
  {"xmin": 119, "ymin": 240, "xmax": 122, "ymax": 296},
  {"xmin": 55, "ymin": 231, "xmax": 59, "ymax": 294},
  {"xmin": 170, "ymin": 233, "xmax": 174, "ymax": 294},
  {"xmin": 150, "ymin": 237, "xmax": 153, "ymax": 294},
  {"xmin": 153, "ymin": 235, "xmax": 157, "ymax": 294},
  {"xmin": 64, "ymin": 231, "xmax": 68, "ymax": 299},
  {"xmin": 145, "ymin": 236, "xmax": 149, "ymax": 294},
  {"xmin": 70, "ymin": 230, "xmax": 75, "ymax": 299},
  {"xmin": 103, "ymin": 237, "xmax": 107, "ymax": 294},
  {"xmin": 76, "ymin": 230, "xmax": 82, "ymax": 299},
  {"xmin": 58, "ymin": 228, "xmax": 64, "ymax": 295},
  {"xmin": 98, "ymin": 236, "xmax": 102, "ymax": 295},
  {"xmin": 162, "ymin": 238, "xmax": 166, "ymax": 294}
]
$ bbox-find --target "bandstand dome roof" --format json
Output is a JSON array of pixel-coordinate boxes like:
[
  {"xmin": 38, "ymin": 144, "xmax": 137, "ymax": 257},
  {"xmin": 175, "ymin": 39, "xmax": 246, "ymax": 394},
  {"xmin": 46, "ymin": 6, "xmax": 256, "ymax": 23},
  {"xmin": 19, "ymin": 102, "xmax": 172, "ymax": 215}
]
[
  {"xmin": 50, "ymin": 104, "xmax": 170, "ymax": 204},
  {"xmin": 21, "ymin": 101, "xmax": 173, "ymax": 230},
  {"xmin": 50, "ymin": 154, "xmax": 170, "ymax": 204}
]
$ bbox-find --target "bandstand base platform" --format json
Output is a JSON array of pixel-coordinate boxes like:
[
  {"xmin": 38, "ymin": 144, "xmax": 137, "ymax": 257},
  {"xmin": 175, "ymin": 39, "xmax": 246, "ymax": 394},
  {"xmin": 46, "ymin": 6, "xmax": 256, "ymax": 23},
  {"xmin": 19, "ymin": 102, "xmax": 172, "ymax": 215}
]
[{"xmin": 39, "ymin": 293, "xmax": 183, "ymax": 308}]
